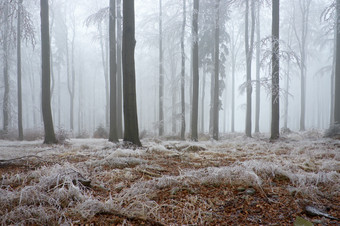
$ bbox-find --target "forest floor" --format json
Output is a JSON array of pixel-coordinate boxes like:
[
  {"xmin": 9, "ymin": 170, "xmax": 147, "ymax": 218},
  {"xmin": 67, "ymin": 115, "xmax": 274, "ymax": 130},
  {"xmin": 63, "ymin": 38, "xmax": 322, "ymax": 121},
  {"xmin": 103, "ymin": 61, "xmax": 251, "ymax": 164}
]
[{"xmin": 0, "ymin": 130, "xmax": 339, "ymax": 225}]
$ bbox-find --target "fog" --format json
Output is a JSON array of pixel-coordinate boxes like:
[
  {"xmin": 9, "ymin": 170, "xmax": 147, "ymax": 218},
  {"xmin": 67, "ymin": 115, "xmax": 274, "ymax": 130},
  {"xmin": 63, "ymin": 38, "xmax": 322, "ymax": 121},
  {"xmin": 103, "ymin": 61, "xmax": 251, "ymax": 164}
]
[{"xmin": 0, "ymin": 0, "xmax": 335, "ymax": 140}]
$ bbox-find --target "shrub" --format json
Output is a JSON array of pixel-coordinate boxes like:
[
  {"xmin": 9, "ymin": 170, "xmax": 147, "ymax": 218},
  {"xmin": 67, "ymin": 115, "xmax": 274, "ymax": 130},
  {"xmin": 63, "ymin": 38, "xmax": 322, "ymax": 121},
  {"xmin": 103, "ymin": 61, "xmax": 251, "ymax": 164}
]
[{"xmin": 93, "ymin": 125, "xmax": 108, "ymax": 139}]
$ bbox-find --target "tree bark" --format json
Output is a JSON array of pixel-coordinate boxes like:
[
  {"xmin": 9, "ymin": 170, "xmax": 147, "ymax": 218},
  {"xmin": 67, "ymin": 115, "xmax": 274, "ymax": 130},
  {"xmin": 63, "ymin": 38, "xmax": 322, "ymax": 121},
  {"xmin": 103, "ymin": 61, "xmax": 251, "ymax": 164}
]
[
  {"xmin": 271, "ymin": 0, "xmax": 280, "ymax": 140},
  {"xmin": 212, "ymin": 0, "xmax": 220, "ymax": 140},
  {"xmin": 191, "ymin": 0, "xmax": 199, "ymax": 141},
  {"xmin": 109, "ymin": 0, "xmax": 118, "ymax": 142},
  {"xmin": 334, "ymin": 0, "xmax": 340, "ymax": 125},
  {"xmin": 41, "ymin": 0, "xmax": 57, "ymax": 144},
  {"xmin": 180, "ymin": 0, "xmax": 186, "ymax": 140},
  {"xmin": 255, "ymin": 1, "xmax": 261, "ymax": 133},
  {"xmin": 3, "ymin": 1, "xmax": 9, "ymax": 133},
  {"xmin": 17, "ymin": 0, "xmax": 23, "ymax": 140},
  {"xmin": 159, "ymin": 0, "xmax": 164, "ymax": 136},
  {"xmin": 117, "ymin": 0, "xmax": 123, "ymax": 139},
  {"xmin": 245, "ymin": 0, "xmax": 255, "ymax": 137},
  {"xmin": 122, "ymin": 0, "xmax": 141, "ymax": 146}
]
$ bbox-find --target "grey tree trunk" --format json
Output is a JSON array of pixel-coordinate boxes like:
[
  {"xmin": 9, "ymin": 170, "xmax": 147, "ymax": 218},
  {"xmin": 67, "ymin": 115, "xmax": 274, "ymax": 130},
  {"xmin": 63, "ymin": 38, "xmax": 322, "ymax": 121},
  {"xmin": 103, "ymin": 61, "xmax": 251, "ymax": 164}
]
[
  {"xmin": 334, "ymin": 0, "xmax": 340, "ymax": 125},
  {"xmin": 212, "ymin": 0, "xmax": 220, "ymax": 140},
  {"xmin": 109, "ymin": 0, "xmax": 118, "ymax": 142},
  {"xmin": 99, "ymin": 23, "xmax": 109, "ymax": 128},
  {"xmin": 40, "ymin": 0, "xmax": 57, "ymax": 144},
  {"xmin": 117, "ymin": 0, "xmax": 123, "ymax": 139},
  {"xmin": 3, "ymin": 1, "xmax": 9, "ymax": 133},
  {"xmin": 255, "ymin": 1, "xmax": 261, "ymax": 133},
  {"xmin": 122, "ymin": 0, "xmax": 141, "ymax": 146},
  {"xmin": 271, "ymin": 0, "xmax": 280, "ymax": 140},
  {"xmin": 180, "ymin": 0, "xmax": 186, "ymax": 140},
  {"xmin": 245, "ymin": 0, "xmax": 255, "ymax": 137},
  {"xmin": 17, "ymin": 0, "xmax": 23, "ymax": 140},
  {"xmin": 191, "ymin": 0, "xmax": 199, "ymax": 141},
  {"xmin": 201, "ymin": 66, "xmax": 206, "ymax": 133},
  {"xmin": 159, "ymin": 0, "xmax": 164, "ymax": 136},
  {"xmin": 330, "ymin": 29, "xmax": 336, "ymax": 125}
]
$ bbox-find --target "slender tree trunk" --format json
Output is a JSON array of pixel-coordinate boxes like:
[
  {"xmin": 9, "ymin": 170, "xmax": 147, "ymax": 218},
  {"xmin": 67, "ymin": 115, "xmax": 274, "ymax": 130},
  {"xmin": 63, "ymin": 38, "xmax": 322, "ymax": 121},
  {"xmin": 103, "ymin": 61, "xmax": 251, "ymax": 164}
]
[
  {"xmin": 40, "ymin": 0, "xmax": 57, "ymax": 144},
  {"xmin": 122, "ymin": 0, "xmax": 141, "ymax": 146},
  {"xmin": 284, "ymin": 58, "xmax": 290, "ymax": 129},
  {"xmin": 201, "ymin": 66, "xmax": 206, "ymax": 133},
  {"xmin": 255, "ymin": 1, "xmax": 261, "ymax": 133},
  {"xmin": 3, "ymin": 1, "xmax": 9, "ymax": 133},
  {"xmin": 212, "ymin": 0, "xmax": 220, "ymax": 140},
  {"xmin": 57, "ymin": 65, "xmax": 61, "ymax": 127},
  {"xmin": 159, "ymin": 0, "xmax": 164, "ymax": 136},
  {"xmin": 17, "ymin": 0, "xmax": 23, "ymax": 140},
  {"xmin": 245, "ymin": 0, "xmax": 255, "ymax": 137},
  {"xmin": 334, "ymin": 0, "xmax": 340, "ymax": 125},
  {"xmin": 271, "ymin": 0, "xmax": 280, "ymax": 140},
  {"xmin": 109, "ymin": 0, "xmax": 118, "ymax": 142},
  {"xmin": 117, "ymin": 0, "xmax": 123, "ymax": 139},
  {"xmin": 191, "ymin": 0, "xmax": 199, "ymax": 141},
  {"xmin": 180, "ymin": 0, "xmax": 186, "ymax": 140},
  {"xmin": 70, "ymin": 22, "xmax": 76, "ymax": 133},
  {"xmin": 330, "ymin": 29, "xmax": 336, "ymax": 125}
]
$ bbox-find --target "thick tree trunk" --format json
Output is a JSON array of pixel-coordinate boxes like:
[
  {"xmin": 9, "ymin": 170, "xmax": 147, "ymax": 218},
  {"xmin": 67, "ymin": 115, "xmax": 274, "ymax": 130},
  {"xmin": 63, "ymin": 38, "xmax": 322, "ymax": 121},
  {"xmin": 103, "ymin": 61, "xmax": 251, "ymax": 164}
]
[
  {"xmin": 191, "ymin": 0, "xmax": 199, "ymax": 141},
  {"xmin": 334, "ymin": 0, "xmax": 340, "ymax": 125},
  {"xmin": 117, "ymin": 0, "xmax": 123, "ymax": 139},
  {"xmin": 122, "ymin": 0, "xmax": 141, "ymax": 146},
  {"xmin": 159, "ymin": 0, "xmax": 164, "ymax": 136},
  {"xmin": 40, "ymin": 0, "xmax": 57, "ymax": 144},
  {"xmin": 109, "ymin": 0, "xmax": 118, "ymax": 142},
  {"xmin": 17, "ymin": 0, "xmax": 23, "ymax": 140},
  {"xmin": 212, "ymin": 0, "xmax": 220, "ymax": 140},
  {"xmin": 255, "ymin": 1, "xmax": 261, "ymax": 133},
  {"xmin": 271, "ymin": 0, "xmax": 280, "ymax": 140},
  {"xmin": 180, "ymin": 0, "xmax": 186, "ymax": 140}
]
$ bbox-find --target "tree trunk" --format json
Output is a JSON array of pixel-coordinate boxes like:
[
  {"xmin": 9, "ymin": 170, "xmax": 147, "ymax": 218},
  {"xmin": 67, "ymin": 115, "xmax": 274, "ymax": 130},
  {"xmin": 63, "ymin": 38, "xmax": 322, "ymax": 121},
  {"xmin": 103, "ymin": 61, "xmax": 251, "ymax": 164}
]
[
  {"xmin": 180, "ymin": 0, "xmax": 186, "ymax": 140},
  {"xmin": 201, "ymin": 66, "xmax": 206, "ymax": 133},
  {"xmin": 117, "ymin": 0, "xmax": 123, "ymax": 139},
  {"xmin": 245, "ymin": 0, "xmax": 255, "ymax": 137},
  {"xmin": 159, "ymin": 0, "xmax": 164, "ymax": 136},
  {"xmin": 191, "ymin": 0, "xmax": 199, "ymax": 141},
  {"xmin": 255, "ymin": 1, "xmax": 261, "ymax": 133},
  {"xmin": 334, "ymin": 0, "xmax": 340, "ymax": 125},
  {"xmin": 99, "ymin": 23, "xmax": 109, "ymax": 128},
  {"xmin": 40, "ymin": 0, "xmax": 57, "ymax": 144},
  {"xmin": 212, "ymin": 0, "xmax": 220, "ymax": 140},
  {"xmin": 330, "ymin": 29, "xmax": 336, "ymax": 125},
  {"xmin": 3, "ymin": 1, "xmax": 9, "ymax": 133},
  {"xmin": 109, "ymin": 0, "xmax": 118, "ymax": 142},
  {"xmin": 17, "ymin": 0, "xmax": 23, "ymax": 140},
  {"xmin": 284, "ymin": 57, "xmax": 290, "ymax": 129},
  {"xmin": 271, "ymin": 0, "xmax": 280, "ymax": 140},
  {"xmin": 122, "ymin": 0, "xmax": 141, "ymax": 146}
]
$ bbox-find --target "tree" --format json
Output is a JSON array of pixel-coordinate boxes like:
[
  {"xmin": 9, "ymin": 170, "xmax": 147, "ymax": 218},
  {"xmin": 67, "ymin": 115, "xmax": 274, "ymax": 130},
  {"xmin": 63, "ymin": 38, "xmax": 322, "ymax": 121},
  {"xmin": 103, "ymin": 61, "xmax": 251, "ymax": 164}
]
[
  {"xmin": 116, "ymin": 0, "xmax": 123, "ymax": 139},
  {"xmin": 17, "ymin": 0, "xmax": 23, "ymax": 140},
  {"xmin": 271, "ymin": 0, "xmax": 280, "ymax": 140},
  {"xmin": 255, "ymin": 1, "xmax": 261, "ymax": 133},
  {"xmin": 191, "ymin": 0, "xmax": 199, "ymax": 141},
  {"xmin": 245, "ymin": 0, "xmax": 255, "ymax": 137},
  {"xmin": 180, "ymin": 0, "xmax": 186, "ymax": 140},
  {"xmin": 122, "ymin": 0, "xmax": 141, "ymax": 146},
  {"xmin": 212, "ymin": 0, "xmax": 221, "ymax": 140},
  {"xmin": 334, "ymin": 0, "xmax": 340, "ymax": 126},
  {"xmin": 158, "ymin": 0, "xmax": 164, "ymax": 136},
  {"xmin": 2, "ymin": 1, "xmax": 10, "ymax": 133},
  {"xmin": 109, "ymin": 0, "xmax": 118, "ymax": 142},
  {"xmin": 41, "ymin": 0, "xmax": 57, "ymax": 144}
]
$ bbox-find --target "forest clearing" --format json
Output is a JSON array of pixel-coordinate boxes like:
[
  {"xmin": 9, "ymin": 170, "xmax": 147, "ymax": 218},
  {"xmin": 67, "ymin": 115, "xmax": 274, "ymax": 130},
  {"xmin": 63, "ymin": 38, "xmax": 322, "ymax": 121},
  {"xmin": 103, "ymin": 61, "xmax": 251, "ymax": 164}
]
[{"xmin": 0, "ymin": 131, "xmax": 339, "ymax": 225}]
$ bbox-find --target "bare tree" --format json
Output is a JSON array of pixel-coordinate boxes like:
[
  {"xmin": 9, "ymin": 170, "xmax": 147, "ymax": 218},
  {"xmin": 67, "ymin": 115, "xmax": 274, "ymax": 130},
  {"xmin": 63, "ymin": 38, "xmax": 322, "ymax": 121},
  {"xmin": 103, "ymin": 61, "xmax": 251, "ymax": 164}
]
[
  {"xmin": 41, "ymin": 0, "xmax": 57, "ymax": 144},
  {"xmin": 245, "ymin": 0, "xmax": 255, "ymax": 137},
  {"xmin": 212, "ymin": 0, "xmax": 221, "ymax": 140},
  {"xmin": 122, "ymin": 0, "xmax": 141, "ymax": 146},
  {"xmin": 116, "ymin": 0, "xmax": 123, "ymax": 139},
  {"xmin": 180, "ymin": 0, "xmax": 186, "ymax": 140},
  {"xmin": 334, "ymin": 0, "xmax": 340, "ymax": 126},
  {"xmin": 17, "ymin": 0, "xmax": 23, "ymax": 140},
  {"xmin": 271, "ymin": 0, "xmax": 280, "ymax": 140},
  {"xmin": 191, "ymin": 0, "xmax": 199, "ymax": 141},
  {"xmin": 159, "ymin": 0, "xmax": 164, "ymax": 136},
  {"xmin": 109, "ymin": 0, "xmax": 118, "ymax": 142}
]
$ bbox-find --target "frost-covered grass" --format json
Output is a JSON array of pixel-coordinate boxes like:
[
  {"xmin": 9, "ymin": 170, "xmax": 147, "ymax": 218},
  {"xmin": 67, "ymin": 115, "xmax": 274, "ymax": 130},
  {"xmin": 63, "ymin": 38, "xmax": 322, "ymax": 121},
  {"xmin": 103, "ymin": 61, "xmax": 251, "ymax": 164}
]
[{"xmin": 0, "ymin": 131, "xmax": 339, "ymax": 224}]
